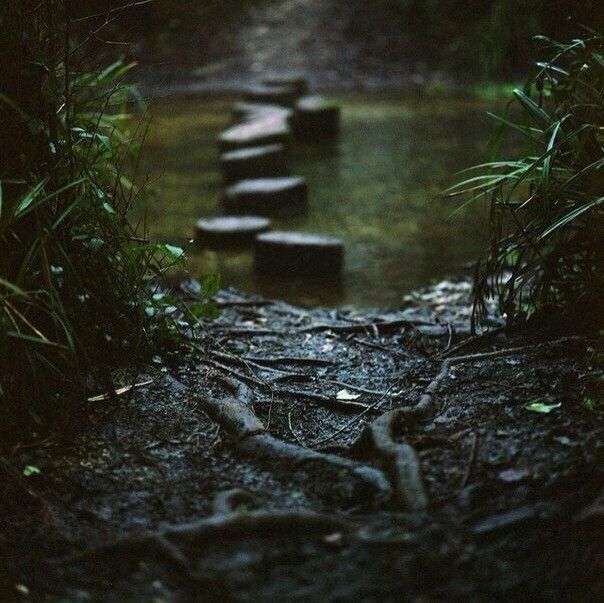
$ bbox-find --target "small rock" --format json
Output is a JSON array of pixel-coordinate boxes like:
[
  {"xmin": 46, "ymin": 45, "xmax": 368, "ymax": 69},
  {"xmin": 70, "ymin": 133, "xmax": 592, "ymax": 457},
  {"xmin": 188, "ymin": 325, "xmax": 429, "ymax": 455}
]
[
  {"xmin": 323, "ymin": 532, "xmax": 344, "ymax": 547},
  {"xmin": 218, "ymin": 114, "xmax": 291, "ymax": 152},
  {"xmin": 195, "ymin": 216, "xmax": 271, "ymax": 250},
  {"xmin": 498, "ymin": 468, "xmax": 530, "ymax": 483},
  {"xmin": 224, "ymin": 177, "xmax": 308, "ymax": 217},
  {"xmin": 220, "ymin": 144, "xmax": 288, "ymax": 184}
]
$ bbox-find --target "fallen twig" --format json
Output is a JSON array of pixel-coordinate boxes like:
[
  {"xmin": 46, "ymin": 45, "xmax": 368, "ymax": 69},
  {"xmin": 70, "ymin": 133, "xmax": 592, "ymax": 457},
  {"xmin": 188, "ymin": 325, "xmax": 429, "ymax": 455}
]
[
  {"xmin": 244, "ymin": 355, "xmax": 336, "ymax": 367},
  {"xmin": 350, "ymin": 337, "xmax": 405, "ymax": 359},
  {"xmin": 298, "ymin": 318, "xmax": 432, "ymax": 335}
]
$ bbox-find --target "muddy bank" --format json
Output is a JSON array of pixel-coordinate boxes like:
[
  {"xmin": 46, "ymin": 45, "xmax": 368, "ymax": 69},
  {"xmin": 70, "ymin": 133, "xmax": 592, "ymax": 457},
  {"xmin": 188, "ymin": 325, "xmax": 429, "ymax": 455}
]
[{"xmin": 0, "ymin": 281, "xmax": 601, "ymax": 601}]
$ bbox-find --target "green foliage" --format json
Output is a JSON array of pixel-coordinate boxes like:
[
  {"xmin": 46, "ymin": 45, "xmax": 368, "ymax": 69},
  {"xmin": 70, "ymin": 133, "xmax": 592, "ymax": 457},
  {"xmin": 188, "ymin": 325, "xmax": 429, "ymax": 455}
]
[
  {"xmin": 448, "ymin": 30, "xmax": 603, "ymax": 327},
  {"xmin": 0, "ymin": 2, "xmax": 207, "ymax": 432},
  {"xmin": 395, "ymin": 1, "xmax": 601, "ymax": 79}
]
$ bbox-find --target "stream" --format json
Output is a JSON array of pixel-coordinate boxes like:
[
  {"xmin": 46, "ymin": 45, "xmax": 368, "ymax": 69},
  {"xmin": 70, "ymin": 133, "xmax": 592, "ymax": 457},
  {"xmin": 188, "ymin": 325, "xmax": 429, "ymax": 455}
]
[{"xmin": 141, "ymin": 92, "xmax": 502, "ymax": 307}]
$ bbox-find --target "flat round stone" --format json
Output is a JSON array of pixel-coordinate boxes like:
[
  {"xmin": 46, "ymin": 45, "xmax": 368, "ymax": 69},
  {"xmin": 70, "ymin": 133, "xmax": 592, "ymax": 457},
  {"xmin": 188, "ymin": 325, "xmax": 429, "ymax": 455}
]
[
  {"xmin": 294, "ymin": 95, "xmax": 341, "ymax": 140},
  {"xmin": 254, "ymin": 231, "xmax": 344, "ymax": 276},
  {"xmin": 220, "ymin": 144, "xmax": 288, "ymax": 184},
  {"xmin": 232, "ymin": 102, "xmax": 293, "ymax": 124},
  {"xmin": 244, "ymin": 84, "xmax": 298, "ymax": 107},
  {"xmin": 262, "ymin": 75, "xmax": 308, "ymax": 97},
  {"xmin": 218, "ymin": 113, "xmax": 291, "ymax": 152},
  {"xmin": 224, "ymin": 177, "xmax": 308, "ymax": 217},
  {"xmin": 195, "ymin": 216, "xmax": 271, "ymax": 250}
]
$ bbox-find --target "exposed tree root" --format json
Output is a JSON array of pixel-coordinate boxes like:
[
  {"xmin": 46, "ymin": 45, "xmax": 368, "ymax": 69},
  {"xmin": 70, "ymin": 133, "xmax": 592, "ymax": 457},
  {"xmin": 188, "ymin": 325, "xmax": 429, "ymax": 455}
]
[
  {"xmin": 348, "ymin": 344, "xmax": 556, "ymax": 511},
  {"xmin": 54, "ymin": 490, "xmax": 357, "ymax": 575},
  {"xmin": 297, "ymin": 318, "xmax": 433, "ymax": 335},
  {"xmin": 352, "ymin": 408, "xmax": 428, "ymax": 511},
  {"xmin": 199, "ymin": 381, "xmax": 392, "ymax": 507},
  {"xmin": 212, "ymin": 488, "xmax": 256, "ymax": 515},
  {"xmin": 209, "ymin": 319, "xmax": 453, "ymax": 338},
  {"xmin": 165, "ymin": 508, "xmax": 357, "ymax": 543}
]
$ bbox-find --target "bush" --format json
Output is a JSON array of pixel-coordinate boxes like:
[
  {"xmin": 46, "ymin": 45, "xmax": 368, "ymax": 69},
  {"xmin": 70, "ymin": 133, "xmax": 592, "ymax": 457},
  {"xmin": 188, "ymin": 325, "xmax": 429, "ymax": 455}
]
[
  {"xmin": 447, "ymin": 29, "xmax": 603, "ymax": 328},
  {"xmin": 0, "ymin": 1, "xmax": 185, "ymax": 431},
  {"xmin": 395, "ymin": 1, "xmax": 602, "ymax": 79}
]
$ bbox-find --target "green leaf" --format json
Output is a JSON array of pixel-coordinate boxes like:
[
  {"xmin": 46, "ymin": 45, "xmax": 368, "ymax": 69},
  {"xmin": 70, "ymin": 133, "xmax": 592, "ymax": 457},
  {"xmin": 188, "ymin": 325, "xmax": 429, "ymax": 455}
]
[
  {"xmin": 164, "ymin": 244, "xmax": 185, "ymax": 261},
  {"xmin": 23, "ymin": 465, "xmax": 41, "ymax": 477},
  {"xmin": 199, "ymin": 273, "xmax": 221, "ymax": 298},
  {"xmin": 512, "ymin": 89, "xmax": 552, "ymax": 128},
  {"xmin": 525, "ymin": 401, "xmax": 561, "ymax": 414}
]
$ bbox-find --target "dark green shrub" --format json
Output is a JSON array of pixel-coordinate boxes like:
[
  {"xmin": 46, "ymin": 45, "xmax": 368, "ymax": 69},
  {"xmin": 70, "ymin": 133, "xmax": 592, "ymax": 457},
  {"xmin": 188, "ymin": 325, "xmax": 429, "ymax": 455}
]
[
  {"xmin": 0, "ymin": 1, "xmax": 189, "ymax": 431},
  {"xmin": 447, "ymin": 30, "xmax": 603, "ymax": 327}
]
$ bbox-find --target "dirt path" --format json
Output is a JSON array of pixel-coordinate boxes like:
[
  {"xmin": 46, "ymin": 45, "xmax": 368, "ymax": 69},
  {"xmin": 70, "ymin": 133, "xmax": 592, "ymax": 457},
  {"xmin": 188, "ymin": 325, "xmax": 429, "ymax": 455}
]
[{"xmin": 0, "ymin": 281, "xmax": 601, "ymax": 600}]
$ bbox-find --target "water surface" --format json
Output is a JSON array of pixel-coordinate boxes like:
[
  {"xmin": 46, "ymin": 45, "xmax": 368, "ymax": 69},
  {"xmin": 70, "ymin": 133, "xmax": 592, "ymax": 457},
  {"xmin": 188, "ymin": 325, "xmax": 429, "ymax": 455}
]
[{"xmin": 141, "ymin": 93, "xmax": 498, "ymax": 308}]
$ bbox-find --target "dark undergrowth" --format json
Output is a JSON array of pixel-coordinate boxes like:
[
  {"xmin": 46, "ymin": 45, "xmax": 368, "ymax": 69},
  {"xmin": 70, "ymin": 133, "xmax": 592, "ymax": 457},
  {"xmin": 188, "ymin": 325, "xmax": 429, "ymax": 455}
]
[
  {"xmin": 0, "ymin": 1, "xmax": 200, "ymax": 436},
  {"xmin": 448, "ymin": 28, "xmax": 603, "ymax": 329}
]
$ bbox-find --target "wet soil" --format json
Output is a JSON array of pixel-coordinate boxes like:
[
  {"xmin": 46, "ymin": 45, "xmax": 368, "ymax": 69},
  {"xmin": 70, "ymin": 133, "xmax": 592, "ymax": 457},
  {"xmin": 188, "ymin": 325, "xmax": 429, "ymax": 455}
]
[{"xmin": 0, "ymin": 281, "xmax": 602, "ymax": 601}]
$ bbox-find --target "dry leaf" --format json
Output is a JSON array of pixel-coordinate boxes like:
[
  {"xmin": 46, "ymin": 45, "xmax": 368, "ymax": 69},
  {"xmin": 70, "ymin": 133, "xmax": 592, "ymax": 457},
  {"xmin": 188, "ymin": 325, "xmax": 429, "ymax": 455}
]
[
  {"xmin": 336, "ymin": 389, "xmax": 361, "ymax": 401},
  {"xmin": 88, "ymin": 379, "xmax": 153, "ymax": 402}
]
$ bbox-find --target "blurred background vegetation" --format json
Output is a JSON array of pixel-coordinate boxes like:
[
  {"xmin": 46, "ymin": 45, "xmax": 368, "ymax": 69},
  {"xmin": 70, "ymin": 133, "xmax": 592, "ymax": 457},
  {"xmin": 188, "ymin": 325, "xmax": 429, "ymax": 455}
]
[{"xmin": 81, "ymin": 0, "xmax": 602, "ymax": 81}]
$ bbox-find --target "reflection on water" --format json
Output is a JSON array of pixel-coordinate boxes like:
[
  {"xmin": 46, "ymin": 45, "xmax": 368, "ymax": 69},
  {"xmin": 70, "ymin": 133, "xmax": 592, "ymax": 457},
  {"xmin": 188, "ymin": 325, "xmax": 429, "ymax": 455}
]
[{"xmin": 141, "ymin": 93, "xmax": 500, "ymax": 308}]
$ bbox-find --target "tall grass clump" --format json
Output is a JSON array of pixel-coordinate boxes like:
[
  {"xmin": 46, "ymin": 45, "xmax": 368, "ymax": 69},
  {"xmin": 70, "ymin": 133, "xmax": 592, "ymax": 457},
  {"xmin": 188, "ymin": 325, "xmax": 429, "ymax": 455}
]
[
  {"xmin": 447, "ymin": 29, "xmax": 603, "ymax": 328},
  {"xmin": 0, "ymin": 1, "xmax": 186, "ymax": 432}
]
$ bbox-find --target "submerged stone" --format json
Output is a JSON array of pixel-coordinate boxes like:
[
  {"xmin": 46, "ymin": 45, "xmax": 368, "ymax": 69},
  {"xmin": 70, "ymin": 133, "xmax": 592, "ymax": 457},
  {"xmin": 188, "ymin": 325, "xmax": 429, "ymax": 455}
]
[
  {"xmin": 232, "ymin": 102, "xmax": 293, "ymax": 124},
  {"xmin": 244, "ymin": 84, "xmax": 299, "ymax": 107},
  {"xmin": 262, "ymin": 75, "xmax": 309, "ymax": 97},
  {"xmin": 254, "ymin": 231, "xmax": 344, "ymax": 276},
  {"xmin": 294, "ymin": 95, "xmax": 341, "ymax": 140},
  {"xmin": 220, "ymin": 144, "xmax": 288, "ymax": 184},
  {"xmin": 195, "ymin": 216, "xmax": 271, "ymax": 250},
  {"xmin": 218, "ymin": 113, "xmax": 291, "ymax": 151},
  {"xmin": 224, "ymin": 177, "xmax": 308, "ymax": 217}
]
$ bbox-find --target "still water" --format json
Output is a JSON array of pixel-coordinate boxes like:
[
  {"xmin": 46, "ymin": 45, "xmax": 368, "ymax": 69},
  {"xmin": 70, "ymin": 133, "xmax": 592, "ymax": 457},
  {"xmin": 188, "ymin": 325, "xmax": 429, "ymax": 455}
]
[{"xmin": 141, "ymin": 93, "xmax": 499, "ymax": 308}]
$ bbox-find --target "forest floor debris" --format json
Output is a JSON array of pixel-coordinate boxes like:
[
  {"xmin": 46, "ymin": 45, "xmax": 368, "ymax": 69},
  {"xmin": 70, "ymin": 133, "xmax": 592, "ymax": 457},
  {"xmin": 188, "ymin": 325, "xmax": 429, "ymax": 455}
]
[{"xmin": 0, "ymin": 280, "xmax": 601, "ymax": 601}]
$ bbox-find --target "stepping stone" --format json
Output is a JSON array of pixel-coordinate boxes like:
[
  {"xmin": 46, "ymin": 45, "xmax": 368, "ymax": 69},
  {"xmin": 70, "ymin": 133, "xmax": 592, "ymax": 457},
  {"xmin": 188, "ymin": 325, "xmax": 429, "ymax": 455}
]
[
  {"xmin": 224, "ymin": 177, "xmax": 308, "ymax": 218},
  {"xmin": 244, "ymin": 84, "xmax": 298, "ymax": 107},
  {"xmin": 218, "ymin": 113, "xmax": 291, "ymax": 151},
  {"xmin": 263, "ymin": 75, "xmax": 308, "ymax": 97},
  {"xmin": 195, "ymin": 216, "xmax": 271, "ymax": 250},
  {"xmin": 232, "ymin": 102, "xmax": 293, "ymax": 125},
  {"xmin": 294, "ymin": 95, "xmax": 341, "ymax": 140},
  {"xmin": 254, "ymin": 231, "xmax": 344, "ymax": 276},
  {"xmin": 221, "ymin": 144, "xmax": 288, "ymax": 184}
]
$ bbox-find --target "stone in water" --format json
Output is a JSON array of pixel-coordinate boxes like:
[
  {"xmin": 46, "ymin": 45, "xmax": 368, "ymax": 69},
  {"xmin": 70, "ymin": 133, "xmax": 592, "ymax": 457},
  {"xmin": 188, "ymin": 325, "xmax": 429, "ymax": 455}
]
[
  {"xmin": 195, "ymin": 216, "xmax": 271, "ymax": 250},
  {"xmin": 224, "ymin": 177, "xmax": 308, "ymax": 218},
  {"xmin": 254, "ymin": 231, "xmax": 344, "ymax": 276},
  {"xmin": 218, "ymin": 113, "xmax": 291, "ymax": 152},
  {"xmin": 294, "ymin": 95, "xmax": 341, "ymax": 140},
  {"xmin": 220, "ymin": 144, "xmax": 288, "ymax": 184}
]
